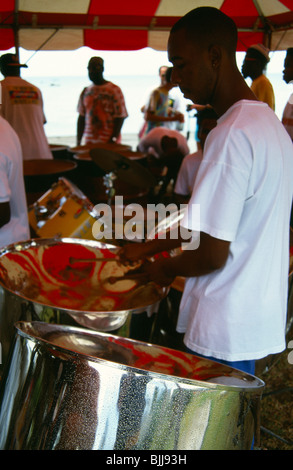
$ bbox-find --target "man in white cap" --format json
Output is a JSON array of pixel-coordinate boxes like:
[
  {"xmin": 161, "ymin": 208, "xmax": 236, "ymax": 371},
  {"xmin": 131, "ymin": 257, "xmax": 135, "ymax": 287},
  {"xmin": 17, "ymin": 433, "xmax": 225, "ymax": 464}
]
[
  {"xmin": 242, "ymin": 44, "xmax": 275, "ymax": 111},
  {"xmin": 0, "ymin": 53, "xmax": 53, "ymax": 160}
]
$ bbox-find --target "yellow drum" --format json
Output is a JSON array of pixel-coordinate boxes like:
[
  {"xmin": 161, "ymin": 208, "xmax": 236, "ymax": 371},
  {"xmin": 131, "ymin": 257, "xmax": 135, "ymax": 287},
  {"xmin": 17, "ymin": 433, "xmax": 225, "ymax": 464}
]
[{"xmin": 28, "ymin": 178, "xmax": 99, "ymax": 240}]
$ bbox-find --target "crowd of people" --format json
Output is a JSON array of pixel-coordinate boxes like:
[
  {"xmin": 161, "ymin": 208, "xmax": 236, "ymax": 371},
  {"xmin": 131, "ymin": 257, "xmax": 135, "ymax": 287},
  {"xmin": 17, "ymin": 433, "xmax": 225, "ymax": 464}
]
[{"xmin": 0, "ymin": 8, "xmax": 293, "ymax": 403}]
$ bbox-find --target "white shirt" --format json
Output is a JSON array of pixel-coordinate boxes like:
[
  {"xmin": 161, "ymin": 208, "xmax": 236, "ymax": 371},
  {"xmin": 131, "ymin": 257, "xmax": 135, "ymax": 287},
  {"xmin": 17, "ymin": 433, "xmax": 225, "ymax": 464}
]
[
  {"xmin": 0, "ymin": 76, "xmax": 52, "ymax": 160},
  {"xmin": 0, "ymin": 116, "xmax": 30, "ymax": 248},
  {"xmin": 178, "ymin": 100, "xmax": 293, "ymax": 362},
  {"xmin": 174, "ymin": 149, "xmax": 203, "ymax": 196},
  {"xmin": 138, "ymin": 127, "xmax": 190, "ymax": 159}
]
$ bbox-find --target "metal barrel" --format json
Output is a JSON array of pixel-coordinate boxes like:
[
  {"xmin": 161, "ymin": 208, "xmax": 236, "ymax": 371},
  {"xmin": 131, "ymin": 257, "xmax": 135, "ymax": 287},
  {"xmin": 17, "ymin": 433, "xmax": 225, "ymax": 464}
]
[{"xmin": 0, "ymin": 321, "xmax": 264, "ymax": 450}]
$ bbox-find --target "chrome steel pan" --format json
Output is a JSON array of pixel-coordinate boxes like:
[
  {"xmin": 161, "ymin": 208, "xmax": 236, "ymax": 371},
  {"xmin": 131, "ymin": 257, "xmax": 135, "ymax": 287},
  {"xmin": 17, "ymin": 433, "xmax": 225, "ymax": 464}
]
[
  {"xmin": 0, "ymin": 238, "xmax": 168, "ymax": 375},
  {"xmin": 0, "ymin": 322, "xmax": 265, "ymax": 450}
]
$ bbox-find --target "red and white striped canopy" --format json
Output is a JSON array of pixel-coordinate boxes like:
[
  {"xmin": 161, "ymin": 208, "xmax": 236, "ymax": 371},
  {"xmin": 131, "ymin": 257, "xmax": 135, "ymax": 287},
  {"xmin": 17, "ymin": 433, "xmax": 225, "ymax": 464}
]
[{"xmin": 1, "ymin": 0, "xmax": 292, "ymax": 53}]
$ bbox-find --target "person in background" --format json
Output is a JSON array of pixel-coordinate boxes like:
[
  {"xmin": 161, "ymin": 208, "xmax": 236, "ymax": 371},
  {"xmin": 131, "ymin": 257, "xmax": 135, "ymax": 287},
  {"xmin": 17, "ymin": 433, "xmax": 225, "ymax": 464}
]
[
  {"xmin": 241, "ymin": 44, "xmax": 275, "ymax": 111},
  {"xmin": 143, "ymin": 66, "xmax": 184, "ymax": 135},
  {"xmin": 282, "ymin": 47, "xmax": 293, "ymax": 141},
  {"xmin": 139, "ymin": 65, "xmax": 168, "ymax": 138},
  {"xmin": 119, "ymin": 7, "xmax": 293, "ymax": 378},
  {"xmin": 77, "ymin": 57, "xmax": 128, "ymax": 146},
  {"xmin": 138, "ymin": 126, "xmax": 190, "ymax": 202},
  {"xmin": 138, "ymin": 126, "xmax": 189, "ymax": 160},
  {"xmin": 0, "ymin": 53, "xmax": 53, "ymax": 161},
  {"xmin": 174, "ymin": 107, "xmax": 218, "ymax": 204},
  {"xmin": 0, "ymin": 114, "xmax": 29, "ymax": 248}
]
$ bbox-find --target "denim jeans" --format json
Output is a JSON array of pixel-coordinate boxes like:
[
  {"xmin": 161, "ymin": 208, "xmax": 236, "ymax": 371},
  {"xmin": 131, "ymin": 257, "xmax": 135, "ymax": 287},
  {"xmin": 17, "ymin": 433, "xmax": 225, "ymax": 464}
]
[{"xmin": 185, "ymin": 347, "xmax": 256, "ymax": 375}]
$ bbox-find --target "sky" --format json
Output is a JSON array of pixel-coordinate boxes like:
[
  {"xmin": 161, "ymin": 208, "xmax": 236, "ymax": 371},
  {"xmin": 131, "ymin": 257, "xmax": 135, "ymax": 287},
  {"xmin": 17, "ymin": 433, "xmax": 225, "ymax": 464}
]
[{"xmin": 0, "ymin": 46, "xmax": 287, "ymax": 78}]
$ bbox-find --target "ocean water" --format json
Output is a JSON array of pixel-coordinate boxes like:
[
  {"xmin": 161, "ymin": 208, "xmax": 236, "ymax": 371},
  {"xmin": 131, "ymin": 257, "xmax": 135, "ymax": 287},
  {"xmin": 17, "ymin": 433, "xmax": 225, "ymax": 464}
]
[
  {"xmin": 28, "ymin": 72, "xmax": 291, "ymax": 141},
  {"xmin": 29, "ymin": 74, "xmax": 175, "ymax": 139}
]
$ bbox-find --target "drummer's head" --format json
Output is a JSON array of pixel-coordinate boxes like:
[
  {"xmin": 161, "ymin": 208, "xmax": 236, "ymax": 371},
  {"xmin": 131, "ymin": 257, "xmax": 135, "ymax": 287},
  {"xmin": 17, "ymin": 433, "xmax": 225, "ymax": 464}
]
[
  {"xmin": 0, "ymin": 53, "xmax": 28, "ymax": 78},
  {"xmin": 88, "ymin": 56, "xmax": 104, "ymax": 82},
  {"xmin": 167, "ymin": 7, "xmax": 238, "ymax": 106}
]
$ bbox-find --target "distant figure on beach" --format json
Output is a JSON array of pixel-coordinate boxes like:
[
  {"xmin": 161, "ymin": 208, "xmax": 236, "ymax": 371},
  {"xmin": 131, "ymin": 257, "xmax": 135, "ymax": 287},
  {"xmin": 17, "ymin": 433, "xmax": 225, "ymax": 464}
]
[
  {"xmin": 282, "ymin": 47, "xmax": 293, "ymax": 141},
  {"xmin": 77, "ymin": 57, "xmax": 128, "ymax": 146},
  {"xmin": 142, "ymin": 66, "xmax": 184, "ymax": 136},
  {"xmin": 0, "ymin": 53, "xmax": 53, "ymax": 161},
  {"xmin": 139, "ymin": 65, "xmax": 168, "ymax": 138},
  {"xmin": 241, "ymin": 44, "xmax": 275, "ymax": 111}
]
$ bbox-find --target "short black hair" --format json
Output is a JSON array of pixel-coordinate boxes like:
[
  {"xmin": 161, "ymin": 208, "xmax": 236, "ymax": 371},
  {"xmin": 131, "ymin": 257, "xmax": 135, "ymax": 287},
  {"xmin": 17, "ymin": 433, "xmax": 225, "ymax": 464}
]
[
  {"xmin": 286, "ymin": 48, "xmax": 293, "ymax": 59},
  {"xmin": 170, "ymin": 7, "xmax": 238, "ymax": 57}
]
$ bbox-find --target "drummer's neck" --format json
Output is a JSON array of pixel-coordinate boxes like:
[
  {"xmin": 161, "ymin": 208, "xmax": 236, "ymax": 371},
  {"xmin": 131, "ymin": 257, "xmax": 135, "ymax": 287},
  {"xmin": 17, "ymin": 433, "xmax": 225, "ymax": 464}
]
[{"xmin": 92, "ymin": 78, "xmax": 109, "ymax": 86}]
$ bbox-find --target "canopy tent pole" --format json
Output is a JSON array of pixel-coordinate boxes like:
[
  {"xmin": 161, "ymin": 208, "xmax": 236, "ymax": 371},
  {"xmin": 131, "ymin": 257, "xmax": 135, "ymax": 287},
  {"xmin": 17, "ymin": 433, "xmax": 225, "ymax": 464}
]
[{"xmin": 13, "ymin": 0, "xmax": 20, "ymax": 60}]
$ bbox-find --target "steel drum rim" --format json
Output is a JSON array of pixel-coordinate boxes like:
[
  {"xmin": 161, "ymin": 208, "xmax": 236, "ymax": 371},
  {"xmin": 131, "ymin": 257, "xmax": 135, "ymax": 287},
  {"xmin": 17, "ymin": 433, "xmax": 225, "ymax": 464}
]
[
  {"xmin": 0, "ymin": 237, "xmax": 169, "ymax": 317},
  {"xmin": 14, "ymin": 320, "xmax": 265, "ymax": 392}
]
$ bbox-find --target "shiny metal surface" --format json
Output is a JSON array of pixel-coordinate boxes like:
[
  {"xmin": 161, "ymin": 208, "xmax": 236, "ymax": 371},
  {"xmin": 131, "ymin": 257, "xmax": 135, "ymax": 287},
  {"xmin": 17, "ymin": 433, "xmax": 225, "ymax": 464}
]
[
  {"xmin": 0, "ymin": 238, "xmax": 168, "ymax": 376},
  {"xmin": 0, "ymin": 322, "xmax": 264, "ymax": 450}
]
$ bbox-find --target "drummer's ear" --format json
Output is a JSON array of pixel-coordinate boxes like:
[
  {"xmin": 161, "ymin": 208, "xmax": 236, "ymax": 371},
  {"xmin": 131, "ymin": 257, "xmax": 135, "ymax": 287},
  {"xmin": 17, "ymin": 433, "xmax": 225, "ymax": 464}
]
[{"xmin": 208, "ymin": 44, "xmax": 221, "ymax": 70}]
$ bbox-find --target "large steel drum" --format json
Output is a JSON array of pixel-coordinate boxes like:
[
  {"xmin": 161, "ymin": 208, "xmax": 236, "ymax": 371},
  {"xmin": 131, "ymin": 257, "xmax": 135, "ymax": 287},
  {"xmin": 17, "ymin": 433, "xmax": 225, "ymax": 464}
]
[
  {"xmin": 0, "ymin": 321, "xmax": 264, "ymax": 450},
  {"xmin": 0, "ymin": 238, "xmax": 167, "ymax": 376}
]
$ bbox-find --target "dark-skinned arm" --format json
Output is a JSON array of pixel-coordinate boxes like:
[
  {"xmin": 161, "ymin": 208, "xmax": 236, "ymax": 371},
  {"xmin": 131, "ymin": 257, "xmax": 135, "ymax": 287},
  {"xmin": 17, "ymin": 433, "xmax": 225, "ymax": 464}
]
[
  {"xmin": 77, "ymin": 115, "xmax": 85, "ymax": 146},
  {"xmin": 120, "ymin": 231, "xmax": 230, "ymax": 287},
  {"xmin": 118, "ymin": 231, "xmax": 183, "ymax": 264},
  {"xmin": 146, "ymin": 232, "xmax": 230, "ymax": 286},
  {"xmin": 110, "ymin": 117, "xmax": 125, "ymax": 142},
  {"xmin": 145, "ymin": 109, "xmax": 184, "ymax": 124}
]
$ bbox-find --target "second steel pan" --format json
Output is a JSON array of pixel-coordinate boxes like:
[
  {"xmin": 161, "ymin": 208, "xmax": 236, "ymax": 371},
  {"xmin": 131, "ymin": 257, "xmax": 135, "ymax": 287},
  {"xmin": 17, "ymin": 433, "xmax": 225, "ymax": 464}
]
[{"xmin": 0, "ymin": 321, "xmax": 265, "ymax": 450}]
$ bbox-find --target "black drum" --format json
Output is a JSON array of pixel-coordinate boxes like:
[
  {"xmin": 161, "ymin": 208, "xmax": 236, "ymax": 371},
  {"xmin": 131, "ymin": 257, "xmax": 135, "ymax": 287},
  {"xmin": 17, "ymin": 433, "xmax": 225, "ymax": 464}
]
[
  {"xmin": 49, "ymin": 144, "xmax": 70, "ymax": 160},
  {"xmin": 23, "ymin": 159, "xmax": 77, "ymax": 205}
]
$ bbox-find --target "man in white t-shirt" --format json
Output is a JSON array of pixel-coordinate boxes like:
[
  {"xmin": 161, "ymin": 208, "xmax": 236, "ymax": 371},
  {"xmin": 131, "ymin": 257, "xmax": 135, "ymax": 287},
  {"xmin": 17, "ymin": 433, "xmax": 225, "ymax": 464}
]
[
  {"xmin": 282, "ymin": 48, "xmax": 293, "ymax": 141},
  {"xmin": 0, "ymin": 115, "xmax": 30, "ymax": 248},
  {"xmin": 119, "ymin": 8, "xmax": 293, "ymax": 376},
  {"xmin": 0, "ymin": 54, "xmax": 52, "ymax": 161}
]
